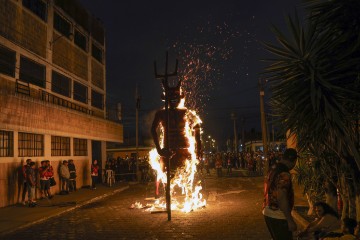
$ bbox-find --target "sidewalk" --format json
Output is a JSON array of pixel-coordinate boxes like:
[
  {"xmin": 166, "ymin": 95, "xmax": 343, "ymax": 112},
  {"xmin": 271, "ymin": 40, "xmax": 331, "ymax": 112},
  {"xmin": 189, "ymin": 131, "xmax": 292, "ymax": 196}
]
[{"xmin": 0, "ymin": 182, "xmax": 130, "ymax": 237}]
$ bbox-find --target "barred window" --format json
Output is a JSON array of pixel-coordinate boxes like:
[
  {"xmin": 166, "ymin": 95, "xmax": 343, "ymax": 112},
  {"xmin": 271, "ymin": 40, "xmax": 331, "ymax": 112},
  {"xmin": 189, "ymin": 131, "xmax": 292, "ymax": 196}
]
[
  {"xmin": 74, "ymin": 29, "xmax": 87, "ymax": 52},
  {"xmin": 0, "ymin": 130, "xmax": 13, "ymax": 157},
  {"xmin": 51, "ymin": 136, "xmax": 70, "ymax": 156},
  {"xmin": 54, "ymin": 12, "xmax": 71, "ymax": 38},
  {"xmin": 0, "ymin": 44, "xmax": 16, "ymax": 77},
  {"xmin": 91, "ymin": 90, "xmax": 103, "ymax": 109},
  {"xmin": 74, "ymin": 138, "xmax": 87, "ymax": 156},
  {"xmin": 20, "ymin": 56, "xmax": 46, "ymax": 88},
  {"xmin": 73, "ymin": 81, "xmax": 87, "ymax": 104},
  {"xmin": 18, "ymin": 133, "xmax": 44, "ymax": 157},
  {"xmin": 92, "ymin": 43, "xmax": 103, "ymax": 63},
  {"xmin": 52, "ymin": 71, "xmax": 71, "ymax": 97},
  {"xmin": 22, "ymin": 0, "xmax": 47, "ymax": 22}
]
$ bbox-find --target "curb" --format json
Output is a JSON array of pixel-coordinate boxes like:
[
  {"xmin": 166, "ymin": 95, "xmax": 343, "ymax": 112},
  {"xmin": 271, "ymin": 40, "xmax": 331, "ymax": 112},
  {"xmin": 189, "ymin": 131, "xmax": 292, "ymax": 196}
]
[{"xmin": 0, "ymin": 186, "xmax": 129, "ymax": 237}]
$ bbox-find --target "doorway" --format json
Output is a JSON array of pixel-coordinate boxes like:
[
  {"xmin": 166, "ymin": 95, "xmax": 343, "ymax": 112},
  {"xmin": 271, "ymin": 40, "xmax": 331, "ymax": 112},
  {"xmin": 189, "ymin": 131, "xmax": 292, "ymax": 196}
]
[{"xmin": 92, "ymin": 140, "xmax": 102, "ymax": 182}]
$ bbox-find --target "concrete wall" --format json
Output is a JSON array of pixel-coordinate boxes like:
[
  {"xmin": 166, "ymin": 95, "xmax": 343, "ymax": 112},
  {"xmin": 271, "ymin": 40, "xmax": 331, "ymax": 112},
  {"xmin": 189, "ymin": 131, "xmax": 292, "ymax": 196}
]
[
  {"xmin": 0, "ymin": 0, "xmax": 47, "ymax": 58},
  {"xmin": 0, "ymin": 92, "xmax": 122, "ymax": 142}
]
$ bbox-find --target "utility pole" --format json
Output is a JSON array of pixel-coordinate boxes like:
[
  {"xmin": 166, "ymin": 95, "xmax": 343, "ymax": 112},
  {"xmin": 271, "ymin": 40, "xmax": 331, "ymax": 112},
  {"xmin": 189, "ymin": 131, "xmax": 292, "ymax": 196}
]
[
  {"xmin": 154, "ymin": 51, "xmax": 178, "ymax": 221},
  {"xmin": 241, "ymin": 117, "xmax": 245, "ymax": 152},
  {"xmin": 231, "ymin": 113, "xmax": 238, "ymax": 153},
  {"xmin": 135, "ymin": 84, "xmax": 141, "ymax": 181},
  {"xmin": 259, "ymin": 79, "xmax": 269, "ymax": 176}
]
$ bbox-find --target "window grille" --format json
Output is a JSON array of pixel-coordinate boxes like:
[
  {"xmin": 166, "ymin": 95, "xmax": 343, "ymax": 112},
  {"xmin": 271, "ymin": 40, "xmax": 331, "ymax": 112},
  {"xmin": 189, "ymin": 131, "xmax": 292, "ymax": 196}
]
[
  {"xmin": 0, "ymin": 130, "xmax": 13, "ymax": 157},
  {"xmin": 74, "ymin": 138, "xmax": 87, "ymax": 156},
  {"xmin": 18, "ymin": 132, "xmax": 44, "ymax": 157},
  {"xmin": 51, "ymin": 136, "xmax": 70, "ymax": 156}
]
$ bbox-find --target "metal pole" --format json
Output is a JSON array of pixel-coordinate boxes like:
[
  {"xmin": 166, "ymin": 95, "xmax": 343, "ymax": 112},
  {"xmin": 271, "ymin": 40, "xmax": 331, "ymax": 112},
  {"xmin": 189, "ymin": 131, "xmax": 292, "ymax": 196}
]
[
  {"xmin": 164, "ymin": 53, "xmax": 171, "ymax": 221},
  {"xmin": 231, "ymin": 113, "xmax": 237, "ymax": 153},
  {"xmin": 154, "ymin": 51, "xmax": 178, "ymax": 221},
  {"xmin": 135, "ymin": 84, "xmax": 140, "ymax": 180},
  {"xmin": 259, "ymin": 79, "xmax": 268, "ymax": 176}
]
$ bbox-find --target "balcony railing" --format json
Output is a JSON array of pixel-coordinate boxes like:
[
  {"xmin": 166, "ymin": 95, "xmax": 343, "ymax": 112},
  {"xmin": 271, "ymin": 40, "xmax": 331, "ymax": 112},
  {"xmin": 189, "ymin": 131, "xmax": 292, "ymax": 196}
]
[
  {"xmin": 40, "ymin": 90, "xmax": 93, "ymax": 115},
  {"xmin": 13, "ymin": 79, "xmax": 93, "ymax": 116}
]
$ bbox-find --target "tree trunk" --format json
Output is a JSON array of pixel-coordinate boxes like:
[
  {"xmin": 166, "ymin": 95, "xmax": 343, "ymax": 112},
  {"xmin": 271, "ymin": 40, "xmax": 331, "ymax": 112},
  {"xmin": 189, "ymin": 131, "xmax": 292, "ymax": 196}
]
[
  {"xmin": 340, "ymin": 174, "xmax": 349, "ymax": 219},
  {"xmin": 325, "ymin": 180, "xmax": 338, "ymax": 212},
  {"xmin": 306, "ymin": 193, "xmax": 314, "ymax": 215}
]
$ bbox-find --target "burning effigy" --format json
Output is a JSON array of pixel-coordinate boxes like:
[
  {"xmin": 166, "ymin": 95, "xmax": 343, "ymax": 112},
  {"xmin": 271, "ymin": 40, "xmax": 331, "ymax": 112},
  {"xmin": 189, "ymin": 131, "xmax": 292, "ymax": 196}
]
[
  {"xmin": 148, "ymin": 77, "xmax": 205, "ymax": 213},
  {"xmin": 130, "ymin": 53, "xmax": 206, "ymax": 215}
]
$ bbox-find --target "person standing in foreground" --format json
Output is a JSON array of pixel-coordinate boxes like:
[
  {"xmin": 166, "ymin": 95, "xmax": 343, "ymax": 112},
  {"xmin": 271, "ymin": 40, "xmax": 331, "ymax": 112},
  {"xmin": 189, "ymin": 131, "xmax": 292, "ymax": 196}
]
[
  {"xmin": 263, "ymin": 148, "xmax": 298, "ymax": 240},
  {"xmin": 26, "ymin": 162, "xmax": 37, "ymax": 207},
  {"xmin": 91, "ymin": 160, "xmax": 99, "ymax": 190}
]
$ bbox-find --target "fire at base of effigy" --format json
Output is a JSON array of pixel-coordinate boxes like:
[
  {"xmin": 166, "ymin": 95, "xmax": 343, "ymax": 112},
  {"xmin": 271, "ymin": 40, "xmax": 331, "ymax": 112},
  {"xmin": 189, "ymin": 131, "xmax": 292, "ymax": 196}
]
[{"xmin": 131, "ymin": 101, "xmax": 206, "ymax": 214}]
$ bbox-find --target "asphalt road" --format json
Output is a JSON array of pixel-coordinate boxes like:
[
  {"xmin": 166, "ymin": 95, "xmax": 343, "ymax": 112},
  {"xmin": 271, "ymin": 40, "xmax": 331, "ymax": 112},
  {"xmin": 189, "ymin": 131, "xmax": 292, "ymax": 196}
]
[{"xmin": 3, "ymin": 175, "xmax": 272, "ymax": 240}]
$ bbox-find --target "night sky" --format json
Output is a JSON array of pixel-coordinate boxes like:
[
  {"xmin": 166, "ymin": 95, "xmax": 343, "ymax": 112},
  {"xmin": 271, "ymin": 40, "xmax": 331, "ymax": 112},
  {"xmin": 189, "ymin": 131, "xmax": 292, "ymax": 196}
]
[{"xmin": 78, "ymin": 0, "xmax": 303, "ymax": 148}]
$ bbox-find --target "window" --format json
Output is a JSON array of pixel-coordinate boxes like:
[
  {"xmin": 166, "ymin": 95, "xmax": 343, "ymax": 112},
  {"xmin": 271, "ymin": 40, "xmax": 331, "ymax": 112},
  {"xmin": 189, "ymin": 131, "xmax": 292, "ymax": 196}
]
[
  {"xmin": 20, "ymin": 56, "xmax": 46, "ymax": 88},
  {"xmin": 52, "ymin": 71, "xmax": 71, "ymax": 97},
  {"xmin": 74, "ymin": 138, "xmax": 87, "ymax": 156},
  {"xmin": 91, "ymin": 90, "xmax": 103, "ymax": 109},
  {"xmin": 22, "ymin": 0, "xmax": 47, "ymax": 22},
  {"xmin": 74, "ymin": 29, "xmax": 87, "ymax": 51},
  {"xmin": 0, "ymin": 130, "xmax": 13, "ymax": 157},
  {"xmin": 73, "ymin": 81, "xmax": 87, "ymax": 103},
  {"xmin": 0, "ymin": 44, "xmax": 16, "ymax": 77},
  {"xmin": 18, "ymin": 133, "xmax": 44, "ymax": 157},
  {"xmin": 92, "ymin": 44, "xmax": 103, "ymax": 63},
  {"xmin": 53, "ymin": 12, "xmax": 71, "ymax": 38},
  {"xmin": 51, "ymin": 136, "xmax": 70, "ymax": 156}
]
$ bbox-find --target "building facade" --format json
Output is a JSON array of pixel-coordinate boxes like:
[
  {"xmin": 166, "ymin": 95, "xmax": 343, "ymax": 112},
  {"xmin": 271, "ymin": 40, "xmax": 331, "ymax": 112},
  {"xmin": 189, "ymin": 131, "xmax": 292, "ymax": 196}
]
[{"xmin": 0, "ymin": 0, "xmax": 123, "ymax": 207}]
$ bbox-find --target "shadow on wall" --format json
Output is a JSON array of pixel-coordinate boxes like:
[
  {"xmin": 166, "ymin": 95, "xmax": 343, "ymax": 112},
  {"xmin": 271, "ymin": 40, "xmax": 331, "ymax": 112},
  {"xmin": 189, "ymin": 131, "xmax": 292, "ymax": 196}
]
[
  {"xmin": 82, "ymin": 160, "xmax": 90, "ymax": 187},
  {"xmin": 7, "ymin": 160, "xmax": 19, "ymax": 206},
  {"xmin": 16, "ymin": 159, "xmax": 25, "ymax": 203}
]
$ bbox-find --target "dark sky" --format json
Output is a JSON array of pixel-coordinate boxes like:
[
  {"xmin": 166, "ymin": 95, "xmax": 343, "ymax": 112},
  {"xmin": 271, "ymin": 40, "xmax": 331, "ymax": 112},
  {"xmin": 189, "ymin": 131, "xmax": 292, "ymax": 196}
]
[{"xmin": 78, "ymin": 0, "xmax": 304, "ymax": 147}]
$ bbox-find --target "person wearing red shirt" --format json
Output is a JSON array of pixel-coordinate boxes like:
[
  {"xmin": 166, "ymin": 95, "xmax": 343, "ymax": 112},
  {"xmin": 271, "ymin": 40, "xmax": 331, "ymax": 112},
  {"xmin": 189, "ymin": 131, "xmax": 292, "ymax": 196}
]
[
  {"xmin": 263, "ymin": 148, "xmax": 298, "ymax": 240},
  {"xmin": 91, "ymin": 160, "xmax": 99, "ymax": 190}
]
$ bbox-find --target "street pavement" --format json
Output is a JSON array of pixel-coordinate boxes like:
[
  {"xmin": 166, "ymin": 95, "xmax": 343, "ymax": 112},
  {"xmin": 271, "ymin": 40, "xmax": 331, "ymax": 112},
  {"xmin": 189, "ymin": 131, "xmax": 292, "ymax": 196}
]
[{"xmin": 0, "ymin": 169, "xmax": 309, "ymax": 240}]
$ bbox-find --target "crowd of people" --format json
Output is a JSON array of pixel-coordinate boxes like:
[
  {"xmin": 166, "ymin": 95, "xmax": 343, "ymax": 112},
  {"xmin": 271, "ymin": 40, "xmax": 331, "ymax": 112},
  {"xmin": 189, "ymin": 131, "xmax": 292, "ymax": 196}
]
[
  {"xmin": 197, "ymin": 150, "xmax": 284, "ymax": 177},
  {"xmin": 20, "ymin": 158, "xmax": 78, "ymax": 208},
  {"xmin": 104, "ymin": 156, "xmax": 153, "ymax": 183}
]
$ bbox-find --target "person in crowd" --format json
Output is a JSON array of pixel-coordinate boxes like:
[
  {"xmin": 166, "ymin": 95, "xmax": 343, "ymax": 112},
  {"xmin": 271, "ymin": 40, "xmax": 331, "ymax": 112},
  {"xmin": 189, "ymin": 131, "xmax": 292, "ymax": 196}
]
[
  {"xmin": 26, "ymin": 162, "xmax": 37, "ymax": 207},
  {"xmin": 298, "ymin": 201, "xmax": 340, "ymax": 240},
  {"xmin": 21, "ymin": 159, "xmax": 32, "ymax": 205},
  {"xmin": 38, "ymin": 160, "xmax": 53, "ymax": 199},
  {"xmin": 60, "ymin": 160, "xmax": 70, "ymax": 192},
  {"xmin": 227, "ymin": 153, "xmax": 232, "ymax": 176},
  {"xmin": 263, "ymin": 148, "xmax": 298, "ymax": 240},
  {"xmin": 46, "ymin": 160, "xmax": 55, "ymax": 190},
  {"xmin": 215, "ymin": 153, "xmax": 222, "ymax": 177},
  {"xmin": 91, "ymin": 160, "xmax": 99, "ymax": 190},
  {"xmin": 204, "ymin": 157, "xmax": 210, "ymax": 175},
  {"xmin": 68, "ymin": 160, "xmax": 77, "ymax": 192}
]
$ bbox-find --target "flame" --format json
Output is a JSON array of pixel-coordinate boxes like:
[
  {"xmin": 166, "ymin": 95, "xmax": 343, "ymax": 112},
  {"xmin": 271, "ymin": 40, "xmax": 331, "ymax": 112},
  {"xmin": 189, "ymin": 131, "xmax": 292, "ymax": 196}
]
[{"xmin": 147, "ymin": 94, "xmax": 206, "ymax": 213}]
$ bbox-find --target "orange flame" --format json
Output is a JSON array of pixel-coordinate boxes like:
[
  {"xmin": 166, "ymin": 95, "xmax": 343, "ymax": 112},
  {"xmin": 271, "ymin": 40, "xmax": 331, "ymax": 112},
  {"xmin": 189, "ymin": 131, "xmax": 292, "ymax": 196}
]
[{"xmin": 148, "ymin": 95, "xmax": 206, "ymax": 213}]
